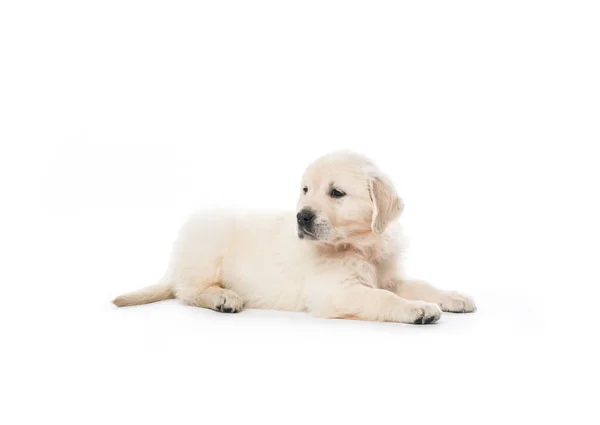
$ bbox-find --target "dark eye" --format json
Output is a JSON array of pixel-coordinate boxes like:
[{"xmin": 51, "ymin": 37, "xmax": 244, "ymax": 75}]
[
  {"xmin": 330, "ymin": 188, "xmax": 346, "ymax": 198},
  {"xmin": 303, "ymin": 187, "xmax": 308, "ymax": 194}
]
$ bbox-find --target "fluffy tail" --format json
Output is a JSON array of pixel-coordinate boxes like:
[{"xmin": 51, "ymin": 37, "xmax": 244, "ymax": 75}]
[{"xmin": 112, "ymin": 283, "xmax": 174, "ymax": 307}]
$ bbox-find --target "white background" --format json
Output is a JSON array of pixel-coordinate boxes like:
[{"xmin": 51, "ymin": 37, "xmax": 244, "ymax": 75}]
[{"xmin": 1, "ymin": 1, "xmax": 599, "ymax": 424}]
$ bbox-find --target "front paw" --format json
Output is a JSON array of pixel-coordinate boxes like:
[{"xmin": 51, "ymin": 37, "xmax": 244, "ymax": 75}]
[
  {"xmin": 406, "ymin": 301, "xmax": 443, "ymax": 324},
  {"xmin": 438, "ymin": 291, "xmax": 476, "ymax": 313}
]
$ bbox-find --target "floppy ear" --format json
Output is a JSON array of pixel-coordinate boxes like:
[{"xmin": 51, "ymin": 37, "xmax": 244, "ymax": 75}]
[{"xmin": 369, "ymin": 173, "xmax": 404, "ymax": 234}]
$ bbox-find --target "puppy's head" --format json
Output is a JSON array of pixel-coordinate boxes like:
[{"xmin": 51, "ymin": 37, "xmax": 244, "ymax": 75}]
[{"xmin": 296, "ymin": 151, "xmax": 403, "ymax": 243}]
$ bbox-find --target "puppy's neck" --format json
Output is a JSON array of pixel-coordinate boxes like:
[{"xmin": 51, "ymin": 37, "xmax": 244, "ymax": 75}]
[{"xmin": 316, "ymin": 232, "xmax": 394, "ymax": 264}]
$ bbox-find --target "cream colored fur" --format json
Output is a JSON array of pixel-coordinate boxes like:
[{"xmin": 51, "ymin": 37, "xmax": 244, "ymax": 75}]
[{"xmin": 113, "ymin": 151, "xmax": 475, "ymax": 324}]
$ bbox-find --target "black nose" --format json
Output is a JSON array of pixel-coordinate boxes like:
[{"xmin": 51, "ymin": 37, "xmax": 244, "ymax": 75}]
[{"xmin": 297, "ymin": 209, "xmax": 315, "ymax": 225}]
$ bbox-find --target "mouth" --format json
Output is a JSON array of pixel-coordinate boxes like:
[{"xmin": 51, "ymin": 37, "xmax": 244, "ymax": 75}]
[{"xmin": 297, "ymin": 226, "xmax": 317, "ymax": 240}]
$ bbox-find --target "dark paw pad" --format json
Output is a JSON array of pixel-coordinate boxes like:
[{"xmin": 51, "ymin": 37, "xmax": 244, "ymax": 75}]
[
  {"xmin": 412, "ymin": 314, "xmax": 437, "ymax": 324},
  {"xmin": 423, "ymin": 315, "xmax": 437, "ymax": 324},
  {"xmin": 215, "ymin": 304, "xmax": 238, "ymax": 313}
]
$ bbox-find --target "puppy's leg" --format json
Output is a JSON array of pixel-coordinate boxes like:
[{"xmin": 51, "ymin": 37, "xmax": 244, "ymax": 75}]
[
  {"xmin": 176, "ymin": 283, "xmax": 244, "ymax": 313},
  {"xmin": 171, "ymin": 260, "xmax": 244, "ymax": 313},
  {"xmin": 394, "ymin": 279, "xmax": 476, "ymax": 313},
  {"xmin": 314, "ymin": 284, "xmax": 442, "ymax": 324}
]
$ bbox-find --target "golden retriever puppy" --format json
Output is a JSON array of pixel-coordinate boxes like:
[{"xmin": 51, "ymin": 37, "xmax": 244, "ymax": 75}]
[{"xmin": 113, "ymin": 151, "xmax": 475, "ymax": 324}]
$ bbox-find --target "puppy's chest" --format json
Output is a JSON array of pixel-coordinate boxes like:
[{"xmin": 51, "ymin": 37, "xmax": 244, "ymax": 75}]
[{"xmin": 338, "ymin": 256, "xmax": 385, "ymax": 288}]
